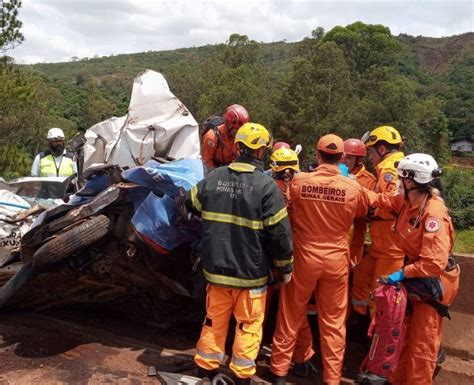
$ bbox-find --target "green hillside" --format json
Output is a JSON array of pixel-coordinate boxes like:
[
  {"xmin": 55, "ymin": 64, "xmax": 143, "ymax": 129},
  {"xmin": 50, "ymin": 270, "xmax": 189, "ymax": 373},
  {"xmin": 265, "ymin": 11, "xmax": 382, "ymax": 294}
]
[{"xmin": 1, "ymin": 23, "xmax": 473, "ymax": 172}]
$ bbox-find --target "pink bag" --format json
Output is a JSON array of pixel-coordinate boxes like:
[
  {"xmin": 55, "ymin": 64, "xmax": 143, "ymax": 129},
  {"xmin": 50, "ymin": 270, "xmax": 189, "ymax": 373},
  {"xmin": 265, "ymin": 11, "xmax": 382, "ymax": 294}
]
[{"xmin": 358, "ymin": 284, "xmax": 407, "ymax": 383}]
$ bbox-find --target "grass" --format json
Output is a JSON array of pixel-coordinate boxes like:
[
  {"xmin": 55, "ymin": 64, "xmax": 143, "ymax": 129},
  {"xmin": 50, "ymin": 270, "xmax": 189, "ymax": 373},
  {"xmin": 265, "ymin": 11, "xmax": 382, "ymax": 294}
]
[{"xmin": 454, "ymin": 227, "xmax": 474, "ymax": 254}]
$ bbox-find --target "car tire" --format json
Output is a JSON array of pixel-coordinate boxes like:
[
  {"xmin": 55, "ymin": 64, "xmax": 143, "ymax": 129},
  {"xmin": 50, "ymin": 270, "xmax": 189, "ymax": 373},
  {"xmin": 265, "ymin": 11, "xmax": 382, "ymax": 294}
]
[{"xmin": 31, "ymin": 215, "xmax": 112, "ymax": 270}]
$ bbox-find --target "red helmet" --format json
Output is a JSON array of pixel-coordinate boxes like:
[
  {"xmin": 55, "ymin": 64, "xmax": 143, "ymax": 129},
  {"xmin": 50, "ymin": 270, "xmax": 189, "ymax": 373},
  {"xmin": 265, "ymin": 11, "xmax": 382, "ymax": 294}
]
[
  {"xmin": 344, "ymin": 138, "xmax": 367, "ymax": 157},
  {"xmin": 272, "ymin": 142, "xmax": 290, "ymax": 153},
  {"xmin": 224, "ymin": 104, "xmax": 249, "ymax": 130}
]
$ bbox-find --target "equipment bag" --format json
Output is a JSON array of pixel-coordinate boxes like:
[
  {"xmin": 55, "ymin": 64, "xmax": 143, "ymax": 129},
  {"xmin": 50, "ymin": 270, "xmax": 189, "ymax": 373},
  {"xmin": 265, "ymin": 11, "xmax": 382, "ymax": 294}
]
[
  {"xmin": 199, "ymin": 116, "xmax": 226, "ymax": 144},
  {"xmin": 403, "ymin": 255, "xmax": 460, "ymax": 319},
  {"xmin": 358, "ymin": 284, "xmax": 408, "ymax": 384}
]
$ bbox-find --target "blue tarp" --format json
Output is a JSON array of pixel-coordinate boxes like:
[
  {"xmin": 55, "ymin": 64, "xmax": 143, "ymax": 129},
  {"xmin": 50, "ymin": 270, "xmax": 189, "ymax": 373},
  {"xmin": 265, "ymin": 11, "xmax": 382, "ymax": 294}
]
[{"xmin": 121, "ymin": 159, "xmax": 204, "ymax": 198}]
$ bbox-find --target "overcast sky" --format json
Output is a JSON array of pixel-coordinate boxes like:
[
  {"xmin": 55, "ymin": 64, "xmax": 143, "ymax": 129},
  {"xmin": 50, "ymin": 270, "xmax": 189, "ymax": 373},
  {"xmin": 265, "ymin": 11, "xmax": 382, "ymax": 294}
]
[{"xmin": 9, "ymin": 0, "xmax": 474, "ymax": 64}]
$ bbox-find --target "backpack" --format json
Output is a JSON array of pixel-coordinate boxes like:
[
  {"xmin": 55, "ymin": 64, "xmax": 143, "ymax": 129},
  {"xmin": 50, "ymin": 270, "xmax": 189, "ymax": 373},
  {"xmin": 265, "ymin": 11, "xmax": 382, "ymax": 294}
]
[
  {"xmin": 358, "ymin": 284, "xmax": 408, "ymax": 384},
  {"xmin": 199, "ymin": 116, "xmax": 226, "ymax": 147}
]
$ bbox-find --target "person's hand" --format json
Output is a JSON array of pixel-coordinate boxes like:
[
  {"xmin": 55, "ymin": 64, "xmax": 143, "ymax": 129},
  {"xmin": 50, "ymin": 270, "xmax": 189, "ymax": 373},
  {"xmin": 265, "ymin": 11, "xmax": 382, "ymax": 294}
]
[
  {"xmin": 280, "ymin": 273, "xmax": 292, "ymax": 285},
  {"xmin": 387, "ymin": 269, "xmax": 405, "ymax": 285}
]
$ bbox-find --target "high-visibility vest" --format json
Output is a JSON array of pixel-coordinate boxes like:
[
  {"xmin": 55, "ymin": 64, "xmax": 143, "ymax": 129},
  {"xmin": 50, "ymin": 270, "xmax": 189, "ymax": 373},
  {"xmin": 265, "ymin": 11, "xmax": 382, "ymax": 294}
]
[{"xmin": 39, "ymin": 151, "xmax": 75, "ymax": 177}]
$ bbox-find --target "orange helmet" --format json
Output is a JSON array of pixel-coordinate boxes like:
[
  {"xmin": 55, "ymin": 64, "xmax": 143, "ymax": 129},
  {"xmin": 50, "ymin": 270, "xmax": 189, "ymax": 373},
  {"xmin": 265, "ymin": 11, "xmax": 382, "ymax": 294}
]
[
  {"xmin": 344, "ymin": 138, "xmax": 366, "ymax": 157},
  {"xmin": 272, "ymin": 142, "xmax": 290, "ymax": 153},
  {"xmin": 224, "ymin": 104, "xmax": 249, "ymax": 130}
]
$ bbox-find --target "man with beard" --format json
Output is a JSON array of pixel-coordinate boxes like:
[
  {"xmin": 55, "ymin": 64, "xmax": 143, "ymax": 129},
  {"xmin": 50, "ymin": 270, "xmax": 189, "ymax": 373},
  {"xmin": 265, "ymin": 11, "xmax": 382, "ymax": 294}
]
[{"xmin": 31, "ymin": 128, "xmax": 76, "ymax": 177}]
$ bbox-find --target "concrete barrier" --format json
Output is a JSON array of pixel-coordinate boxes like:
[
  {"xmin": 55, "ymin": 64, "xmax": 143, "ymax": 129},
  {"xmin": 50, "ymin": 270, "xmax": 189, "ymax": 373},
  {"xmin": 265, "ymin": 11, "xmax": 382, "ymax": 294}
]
[{"xmin": 442, "ymin": 253, "xmax": 474, "ymax": 359}]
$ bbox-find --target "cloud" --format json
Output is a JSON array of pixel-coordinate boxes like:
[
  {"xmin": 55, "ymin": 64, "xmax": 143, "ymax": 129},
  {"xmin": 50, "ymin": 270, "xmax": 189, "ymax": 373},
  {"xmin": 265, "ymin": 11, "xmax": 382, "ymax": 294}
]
[{"xmin": 9, "ymin": 0, "xmax": 474, "ymax": 64}]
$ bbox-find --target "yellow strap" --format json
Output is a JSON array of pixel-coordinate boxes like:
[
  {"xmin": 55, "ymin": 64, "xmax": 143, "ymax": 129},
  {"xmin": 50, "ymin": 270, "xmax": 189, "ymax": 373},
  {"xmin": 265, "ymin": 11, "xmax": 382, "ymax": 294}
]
[
  {"xmin": 263, "ymin": 207, "xmax": 288, "ymax": 227},
  {"xmin": 203, "ymin": 269, "xmax": 268, "ymax": 287},
  {"xmin": 190, "ymin": 185, "xmax": 202, "ymax": 212},
  {"xmin": 202, "ymin": 210, "xmax": 264, "ymax": 230},
  {"xmin": 273, "ymin": 256, "xmax": 293, "ymax": 267},
  {"xmin": 228, "ymin": 162, "xmax": 256, "ymax": 173}
]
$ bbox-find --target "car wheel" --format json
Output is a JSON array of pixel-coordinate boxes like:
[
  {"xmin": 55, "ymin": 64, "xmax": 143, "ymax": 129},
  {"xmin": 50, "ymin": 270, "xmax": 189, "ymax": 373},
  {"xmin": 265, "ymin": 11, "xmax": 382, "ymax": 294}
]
[{"xmin": 31, "ymin": 215, "xmax": 112, "ymax": 270}]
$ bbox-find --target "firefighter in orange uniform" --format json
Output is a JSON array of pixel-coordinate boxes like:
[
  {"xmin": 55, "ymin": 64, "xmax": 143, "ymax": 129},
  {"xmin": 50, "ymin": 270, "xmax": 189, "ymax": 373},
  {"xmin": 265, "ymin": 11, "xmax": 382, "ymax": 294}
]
[
  {"xmin": 369, "ymin": 153, "xmax": 460, "ymax": 384},
  {"xmin": 188, "ymin": 123, "xmax": 293, "ymax": 385},
  {"xmin": 270, "ymin": 134, "xmax": 371, "ymax": 385},
  {"xmin": 343, "ymin": 138, "xmax": 377, "ymax": 266},
  {"xmin": 268, "ymin": 148, "xmax": 316, "ymax": 378},
  {"xmin": 351, "ymin": 126, "xmax": 406, "ymax": 316},
  {"xmin": 201, "ymin": 104, "xmax": 249, "ymax": 169}
]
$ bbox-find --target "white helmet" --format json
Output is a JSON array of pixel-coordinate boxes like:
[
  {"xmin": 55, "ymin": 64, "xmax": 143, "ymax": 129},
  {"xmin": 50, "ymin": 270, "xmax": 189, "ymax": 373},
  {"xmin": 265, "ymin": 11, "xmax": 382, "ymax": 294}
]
[
  {"xmin": 397, "ymin": 153, "xmax": 441, "ymax": 184},
  {"xmin": 47, "ymin": 127, "xmax": 65, "ymax": 141}
]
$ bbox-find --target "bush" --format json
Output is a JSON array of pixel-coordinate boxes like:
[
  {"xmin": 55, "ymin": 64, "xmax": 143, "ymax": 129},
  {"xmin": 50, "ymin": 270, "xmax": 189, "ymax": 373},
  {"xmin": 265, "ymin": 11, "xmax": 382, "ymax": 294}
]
[
  {"xmin": 442, "ymin": 166, "xmax": 474, "ymax": 230},
  {"xmin": 0, "ymin": 144, "xmax": 32, "ymax": 180}
]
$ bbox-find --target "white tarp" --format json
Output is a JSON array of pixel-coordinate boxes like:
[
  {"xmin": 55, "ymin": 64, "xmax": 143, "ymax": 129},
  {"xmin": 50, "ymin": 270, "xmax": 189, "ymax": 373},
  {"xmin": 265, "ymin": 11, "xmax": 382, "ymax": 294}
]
[
  {"xmin": 83, "ymin": 70, "xmax": 200, "ymax": 170},
  {"xmin": 0, "ymin": 190, "xmax": 31, "ymax": 266}
]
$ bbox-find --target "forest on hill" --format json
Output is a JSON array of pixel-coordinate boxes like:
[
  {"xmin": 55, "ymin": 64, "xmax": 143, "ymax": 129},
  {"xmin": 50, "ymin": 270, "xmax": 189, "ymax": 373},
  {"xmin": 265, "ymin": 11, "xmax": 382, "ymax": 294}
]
[{"xmin": 1, "ymin": 21, "xmax": 473, "ymax": 230}]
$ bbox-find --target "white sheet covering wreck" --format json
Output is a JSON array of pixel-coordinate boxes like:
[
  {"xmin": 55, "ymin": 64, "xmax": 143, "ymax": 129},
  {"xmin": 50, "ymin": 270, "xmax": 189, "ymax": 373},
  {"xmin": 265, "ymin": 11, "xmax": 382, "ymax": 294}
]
[{"xmin": 83, "ymin": 70, "xmax": 200, "ymax": 170}]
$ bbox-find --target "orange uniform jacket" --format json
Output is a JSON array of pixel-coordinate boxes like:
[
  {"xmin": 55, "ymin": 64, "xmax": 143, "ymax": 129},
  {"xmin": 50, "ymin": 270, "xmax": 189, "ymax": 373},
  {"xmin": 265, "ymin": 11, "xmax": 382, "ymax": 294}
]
[
  {"xmin": 369, "ymin": 151, "xmax": 406, "ymax": 260},
  {"xmin": 371, "ymin": 192, "xmax": 454, "ymax": 279},
  {"xmin": 350, "ymin": 166, "xmax": 377, "ymax": 264},
  {"xmin": 201, "ymin": 123, "xmax": 239, "ymax": 169},
  {"xmin": 290, "ymin": 165, "xmax": 370, "ymax": 255}
]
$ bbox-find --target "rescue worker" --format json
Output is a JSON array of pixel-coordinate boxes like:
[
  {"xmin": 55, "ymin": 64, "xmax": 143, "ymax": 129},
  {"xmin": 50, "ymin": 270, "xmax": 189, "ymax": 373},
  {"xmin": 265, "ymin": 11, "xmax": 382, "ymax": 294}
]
[
  {"xmin": 351, "ymin": 126, "xmax": 405, "ymax": 316},
  {"xmin": 368, "ymin": 153, "xmax": 459, "ymax": 384},
  {"xmin": 31, "ymin": 128, "xmax": 76, "ymax": 177},
  {"xmin": 268, "ymin": 148, "xmax": 316, "ymax": 378},
  {"xmin": 269, "ymin": 147, "xmax": 299, "ymax": 204},
  {"xmin": 342, "ymin": 138, "xmax": 377, "ymax": 266},
  {"xmin": 188, "ymin": 122, "xmax": 294, "ymax": 385},
  {"xmin": 270, "ymin": 134, "xmax": 371, "ymax": 385},
  {"xmin": 201, "ymin": 104, "xmax": 249, "ymax": 169}
]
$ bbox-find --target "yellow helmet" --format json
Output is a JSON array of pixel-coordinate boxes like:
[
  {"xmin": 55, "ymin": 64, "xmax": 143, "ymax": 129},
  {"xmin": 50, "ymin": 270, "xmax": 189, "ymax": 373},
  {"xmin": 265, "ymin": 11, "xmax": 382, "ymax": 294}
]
[
  {"xmin": 270, "ymin": 148, "xmax": 299, "ymax": 172},
  {"xmin": 363, "ymin": 126, "xmax": 402, "ymax": 147},
  {"xmin": 234, "ymin": 122, "xmax": 271, "ymax": 150}
]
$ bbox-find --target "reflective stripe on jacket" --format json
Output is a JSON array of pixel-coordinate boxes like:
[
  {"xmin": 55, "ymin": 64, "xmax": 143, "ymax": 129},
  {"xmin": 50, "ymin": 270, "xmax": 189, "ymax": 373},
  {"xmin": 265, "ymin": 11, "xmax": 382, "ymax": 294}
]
[
  {"xmin": 39, "ymin": 151, "xmax": 75, "ymax": 177},
  {"xmin": 187, "ymin": 154, "xmax": 293, "ymax": 289}
]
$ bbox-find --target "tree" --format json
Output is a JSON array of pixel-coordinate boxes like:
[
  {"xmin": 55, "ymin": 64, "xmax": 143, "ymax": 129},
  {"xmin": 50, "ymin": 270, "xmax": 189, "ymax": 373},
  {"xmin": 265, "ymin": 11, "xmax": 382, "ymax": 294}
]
[
  {"xmin": 323, "ymin": 22, "xmax": 400, "ymax": 74},
  {"xmin": 221, "ymin": 34, "xmax": 259, "ymax": 68},
  {"xmin": 0, "ymin": 0, "xmax": 24, "ymax": 53},
  {"xmin": 82, "ymin": 79, "xmax": 117, "ymax": 129},
  {"xmin": 277, "ymin": 41, "xmax": 356, "ymax": 164}
]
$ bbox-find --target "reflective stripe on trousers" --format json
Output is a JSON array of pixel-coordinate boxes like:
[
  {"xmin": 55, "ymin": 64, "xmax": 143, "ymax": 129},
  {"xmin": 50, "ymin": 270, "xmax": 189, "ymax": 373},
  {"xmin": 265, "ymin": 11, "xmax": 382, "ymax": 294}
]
[{"xmin": 195, "ymin": 285, "xmax": 266, "ymax": 379}]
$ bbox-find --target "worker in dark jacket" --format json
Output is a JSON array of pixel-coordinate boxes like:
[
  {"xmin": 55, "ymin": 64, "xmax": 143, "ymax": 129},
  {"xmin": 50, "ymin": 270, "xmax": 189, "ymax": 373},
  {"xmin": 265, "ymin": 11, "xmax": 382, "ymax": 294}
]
[{"xmin": 187, "ymin": 122, "xmax": 293, "ymax": 385}]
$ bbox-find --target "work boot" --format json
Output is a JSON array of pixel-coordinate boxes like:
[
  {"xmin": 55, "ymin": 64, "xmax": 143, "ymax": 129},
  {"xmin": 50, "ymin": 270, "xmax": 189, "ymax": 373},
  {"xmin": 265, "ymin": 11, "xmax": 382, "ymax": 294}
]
[
  {"xmin": 292, "ymin": 360, "xmax": 318, "ymax": 377},
  {"xmin": 196, "ymin": 367, "xmax": 218, "ymax": 384},
  {"xmin": 271, "ymin": 374, "xmax": 286, "ymax": 385},
  {"xmin": 356, "ymin": 372, "xmax": 388, "ymax": 385}
]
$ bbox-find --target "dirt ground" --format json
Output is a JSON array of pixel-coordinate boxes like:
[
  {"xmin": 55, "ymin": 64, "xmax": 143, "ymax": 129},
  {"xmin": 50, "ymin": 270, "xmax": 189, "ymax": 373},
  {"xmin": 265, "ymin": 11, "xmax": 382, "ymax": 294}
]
[{"xmin": 0, "ymin": 305, "xmax": 473, "ymax": 385}]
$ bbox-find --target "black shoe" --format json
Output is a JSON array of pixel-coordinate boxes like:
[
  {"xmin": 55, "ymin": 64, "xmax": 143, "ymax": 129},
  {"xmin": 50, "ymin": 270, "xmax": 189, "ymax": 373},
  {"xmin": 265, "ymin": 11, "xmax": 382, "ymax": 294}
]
[
  {"xmin": 292, "ymin": 361, "xmax": 318, "ymax": 377},
  {"xmin": 271, "ymin": 374, "xmax": 286, "ymax": 385},
  {"xmin": 356, "ymin": 372, "xmax": 388, "ymax": 385},
  {"xmin": 197, "ymin": 367, "xmax": 218, "ymax": 381}
]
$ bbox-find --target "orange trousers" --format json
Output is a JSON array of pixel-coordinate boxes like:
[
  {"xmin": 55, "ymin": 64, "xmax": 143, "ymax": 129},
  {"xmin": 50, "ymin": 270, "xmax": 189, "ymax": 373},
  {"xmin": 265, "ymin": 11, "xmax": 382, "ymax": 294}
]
[
  {"xmin": 351, "ymin": 253, "xmax": 404, "ymax": 316},
  {"xmin": 390, "ymin": 302, "xmax": 443, "ymax": 384},
  {"xmin": 195, "ymin": 285, "xmax": 266, "ymax": 379},
  {"xmin": 271, "ymin": 255, "xmax": 349, "ymax": 385},
  {"xmin": 264, "ymin": 284, "xmax": 315, "ymax": 364}
]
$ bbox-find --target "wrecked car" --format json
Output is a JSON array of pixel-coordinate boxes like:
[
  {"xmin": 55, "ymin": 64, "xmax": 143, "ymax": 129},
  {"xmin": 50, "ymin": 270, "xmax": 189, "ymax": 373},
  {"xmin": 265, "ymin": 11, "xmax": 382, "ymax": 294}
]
[{"xmin": 0, "ymin": 159, "xmax": 206, "ymax": 326}]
